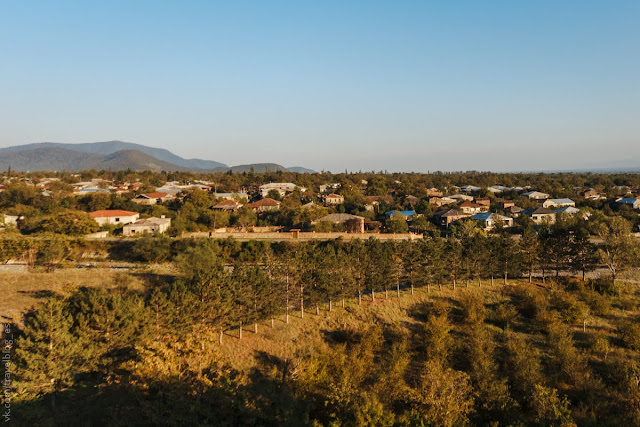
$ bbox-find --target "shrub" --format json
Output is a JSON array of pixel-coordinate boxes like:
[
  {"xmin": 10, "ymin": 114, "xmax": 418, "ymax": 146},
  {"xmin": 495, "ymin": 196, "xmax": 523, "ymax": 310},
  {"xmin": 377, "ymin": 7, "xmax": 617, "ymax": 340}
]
[
  {"xmin": 589, "ymin": 277, "xmax": 618, "ymax": 296},
  {"xmin": 588, "ymin": 334, "xmax": 611, "ymax": 360},
  {"xmin": 492, "ymin": 302, "xmax": 519, "ymax": 330},
  {"xmin": 530, "ymin": 385, "xmax": 575, "ymax": 426},
  {"xmin": 619, "ymin": 298, "xmax": 637, "ymax": 312},
  {"xmin": 131, "ymin": 235, "xmax": 172, "ymax": 263},
  {"xmin": 459, "ymin": 291, "xmax": 486, "ymax": 325},
  {"xmin": 509, "ymin": 285, "xmax": 548, "ymax": 320},
  {"xmin": 580, "ymin": 289, "xmax": 611, "ymax": 316},
  {"xmin": 563, "ymin": 276, "xmax": 586, "ymax": 292},
  {"xmin": 618, "ymin": 320, "xmax": 640, "ymax": 351},
  {"xmin": 35, "ymin": 239, "xmax": 69, "ymax": 271},
  {"xmin": 552, "ymin": 291, "xmax": 589, "ymax": 325}
]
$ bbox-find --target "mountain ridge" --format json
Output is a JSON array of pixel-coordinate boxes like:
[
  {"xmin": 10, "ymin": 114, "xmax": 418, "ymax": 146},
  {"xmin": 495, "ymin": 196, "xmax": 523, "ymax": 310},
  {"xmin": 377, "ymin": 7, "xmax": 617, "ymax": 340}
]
[
  {"xmin": 0, "ymin": 140, "xmax": 227, "ymax": 169},
  {"xmin": 0, "ymin": 141, "xmax": 316, "ymax": 173}
]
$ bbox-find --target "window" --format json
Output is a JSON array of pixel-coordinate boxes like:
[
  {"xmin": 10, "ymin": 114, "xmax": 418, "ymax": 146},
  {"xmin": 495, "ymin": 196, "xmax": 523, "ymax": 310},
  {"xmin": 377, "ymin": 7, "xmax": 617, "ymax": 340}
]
[{"xmin": 115, "ymin": 218, "xmax": 120, "ymax": 222}]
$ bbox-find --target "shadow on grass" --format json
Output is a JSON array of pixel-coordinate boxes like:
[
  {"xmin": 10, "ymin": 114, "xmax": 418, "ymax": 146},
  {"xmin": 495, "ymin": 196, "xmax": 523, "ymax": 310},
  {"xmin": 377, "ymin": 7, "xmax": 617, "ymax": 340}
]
[
  {"xmin": 17, "ymin": 289, "xmax": 58, "ymax": 299},
  {"xmin": 321, "ymin": 328, "xmax": 361, "ymax": 345}
]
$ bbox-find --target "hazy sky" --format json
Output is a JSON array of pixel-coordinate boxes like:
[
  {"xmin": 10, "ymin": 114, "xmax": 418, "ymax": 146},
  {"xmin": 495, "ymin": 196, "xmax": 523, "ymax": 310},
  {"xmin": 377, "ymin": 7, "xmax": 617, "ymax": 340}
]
[{"xmin": 1, "ymin": 1, "xmax": 638, "ymax": 172}]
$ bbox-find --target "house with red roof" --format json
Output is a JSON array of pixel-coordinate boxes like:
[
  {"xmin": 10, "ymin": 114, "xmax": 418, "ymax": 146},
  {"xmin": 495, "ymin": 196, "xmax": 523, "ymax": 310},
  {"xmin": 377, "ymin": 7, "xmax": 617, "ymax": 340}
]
[
  {"xmin": 247, "ymin": 198, "xmax": 281, "ymax": 213},
  {"xmin": 459, "ymin": 201, "xmax": 487, "ymax": 214}
]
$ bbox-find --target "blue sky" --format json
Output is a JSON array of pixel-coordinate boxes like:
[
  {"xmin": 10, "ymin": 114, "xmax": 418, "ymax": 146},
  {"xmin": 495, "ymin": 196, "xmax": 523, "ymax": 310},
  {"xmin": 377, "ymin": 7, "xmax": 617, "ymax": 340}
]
[{"xmin": 1, "ymin": 1, "xmax": 638, "ymax": 172}]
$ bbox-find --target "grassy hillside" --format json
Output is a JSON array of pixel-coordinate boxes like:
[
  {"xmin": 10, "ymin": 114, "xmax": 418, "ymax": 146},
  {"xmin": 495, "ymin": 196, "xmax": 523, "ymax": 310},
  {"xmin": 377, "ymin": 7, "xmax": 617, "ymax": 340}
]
[{"xmin": 5, "ymin": 266, "xmax": 640, "ymax": 426}]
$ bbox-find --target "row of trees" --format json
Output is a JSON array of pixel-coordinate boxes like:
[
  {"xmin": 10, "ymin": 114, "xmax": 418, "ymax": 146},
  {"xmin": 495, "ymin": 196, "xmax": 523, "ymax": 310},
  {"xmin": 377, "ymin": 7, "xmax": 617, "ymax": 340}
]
[
  {"xmin": 123, "ymin": 216, "xmax": 640, "ymax": 342},
  {"xmin": 1, "ymin": 213, "xmax": 637, "ymax": 283}
]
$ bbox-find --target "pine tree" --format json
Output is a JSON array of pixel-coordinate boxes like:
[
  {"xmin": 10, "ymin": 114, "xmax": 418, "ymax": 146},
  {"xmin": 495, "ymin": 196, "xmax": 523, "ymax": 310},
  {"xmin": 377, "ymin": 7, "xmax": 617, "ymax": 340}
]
[
  {"xmin": 14, "ymin": 298, "xmax": 78, "ymax": 412},
  {"xmin": 570, "ymin": 227, "xmax": 598, "ymax": 281},
  {"xmin": 519, "ymin": 227, "xmax": 540, "ymax": 283},
  {"xmin": 68, "ymin": 287, "xmax": 152, "ymax": 377}
]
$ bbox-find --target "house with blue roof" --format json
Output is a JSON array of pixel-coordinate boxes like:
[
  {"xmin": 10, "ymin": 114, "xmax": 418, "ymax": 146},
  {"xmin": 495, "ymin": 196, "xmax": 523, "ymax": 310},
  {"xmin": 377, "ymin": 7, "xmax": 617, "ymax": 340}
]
[
  {"xmin": 554, "ymin": 206, "xmax": 580, "ymax": 215},
  {"xmin": 616, "ymin": 198, "xmax": 640, "ymax": 210},
  {"xmin": 470, "ymin": 212, "xmax": 513, "ymax": 230}
]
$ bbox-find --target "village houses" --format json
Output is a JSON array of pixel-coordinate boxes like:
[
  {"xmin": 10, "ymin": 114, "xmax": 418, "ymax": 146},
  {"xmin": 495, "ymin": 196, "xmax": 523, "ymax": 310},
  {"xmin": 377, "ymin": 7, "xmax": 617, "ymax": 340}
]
[{"xmin": 259, "ymin": 183, "xmax": 306, "ymax": 198}]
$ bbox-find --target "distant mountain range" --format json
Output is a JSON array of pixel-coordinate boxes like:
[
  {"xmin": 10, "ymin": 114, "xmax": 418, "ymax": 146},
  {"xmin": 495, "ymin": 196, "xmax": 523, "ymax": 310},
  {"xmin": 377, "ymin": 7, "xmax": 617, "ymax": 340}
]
[{"xmin": 0, "ymin": 141, "xmax": 315, "ymax": 173}]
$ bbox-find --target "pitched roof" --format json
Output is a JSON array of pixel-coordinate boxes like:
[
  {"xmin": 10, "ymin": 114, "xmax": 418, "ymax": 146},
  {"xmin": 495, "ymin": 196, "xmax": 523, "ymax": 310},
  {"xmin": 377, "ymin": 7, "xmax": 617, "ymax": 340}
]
[
  {"xmin": 522, "ymin": 191, "xmax": 549, "ymax": 198},
  {"xmin": 90, "ymin": 209, "xmax": 139, "ymax": 218},
  {"xmin": 459, "ymin": 201, "xmax": 482, "ymax": 208},
  {"xmin": 138, "ymin": 192, "xmax": 170, "ymax": 199},
  {"xmin": 213, "ymin": 192, "xmax": 248, "ymax": 198},
  {"xmin": 554, "ymin": 206, "xmax": 580, "ymax": 214},
  {"xmin": 436, "ymin": 209, "xmax": 468, "ymax": 217},
  {"xmin": 471, "ymin": 212, "xmax": 492, "ymax": 220},
  {"xmin": 449, "ymin": 194, "xmax": 474, "ymax": 200},
  {"xmin": 617, "ymin": 198, "xmax": 638, "ymax": 204},
  {"xmin": 546, "ymin": 198, "xmax": 574, "ymax": 204},
  {"xmin": 248, "ymin": 198, "xmax": 281, "ymax": 207},
  {"xmin": 523, "ymin": 208, "xmax": 555, "ymax": 215},
  {"xmin": 471, "ymin": 212, "xmax": 510, "ymax": 221}
]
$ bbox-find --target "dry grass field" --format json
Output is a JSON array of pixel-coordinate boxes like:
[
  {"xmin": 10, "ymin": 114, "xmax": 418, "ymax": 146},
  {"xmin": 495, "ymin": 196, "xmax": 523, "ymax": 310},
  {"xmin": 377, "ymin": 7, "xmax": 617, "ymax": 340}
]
[
  {"xmin": 217, "ymin": 278, "xmax": 640, "ymax": 373},
  {"xmin": 0, "ymin": 266, "xmax": 170, "ymax": 324}
]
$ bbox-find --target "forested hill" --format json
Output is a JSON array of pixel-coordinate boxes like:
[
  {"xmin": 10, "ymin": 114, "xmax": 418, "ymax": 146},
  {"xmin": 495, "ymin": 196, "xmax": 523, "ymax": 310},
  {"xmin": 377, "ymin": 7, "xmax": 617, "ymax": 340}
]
[
  {"xmin": 0, "ymin": 147, "xmax": 192, "ymax": 172},
  {"xmin": 0, "ymin": 141, "xmax": 315, "ymax": 173},
  {"xmin": 0, "ymin": 140, "xmax": 227, "ymax": 170}
]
